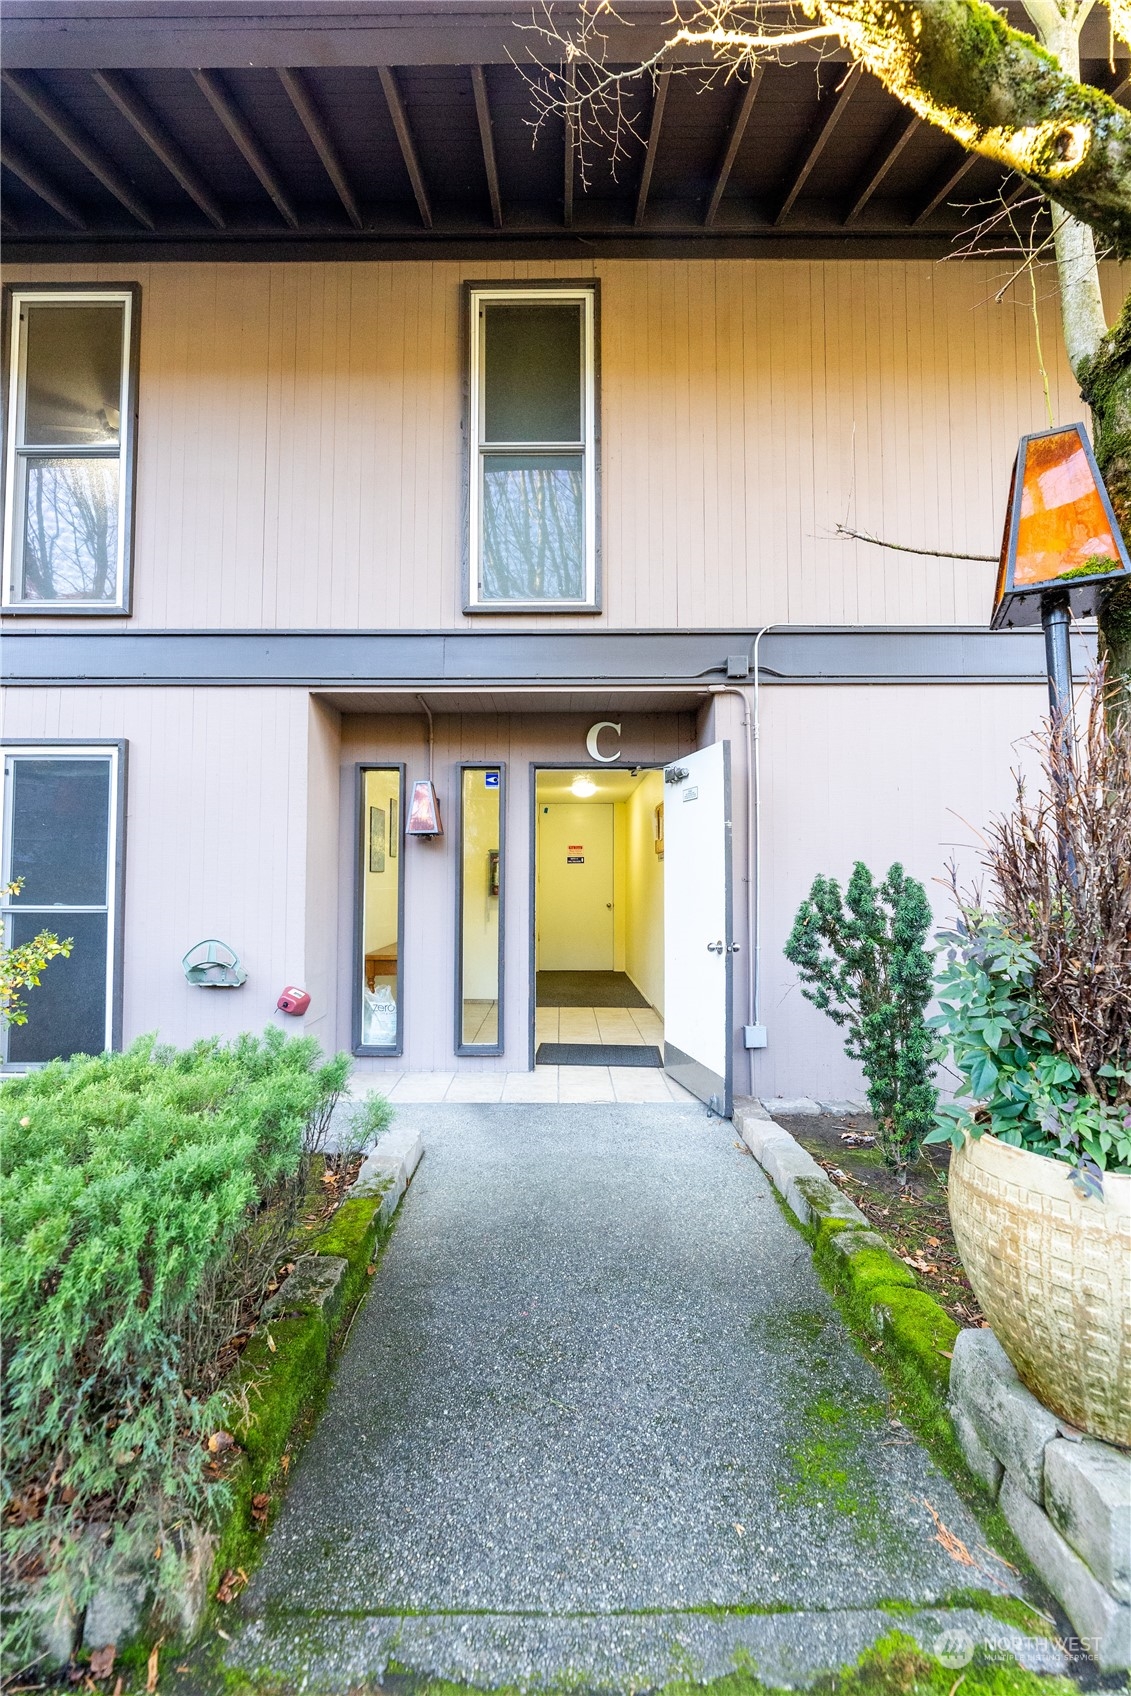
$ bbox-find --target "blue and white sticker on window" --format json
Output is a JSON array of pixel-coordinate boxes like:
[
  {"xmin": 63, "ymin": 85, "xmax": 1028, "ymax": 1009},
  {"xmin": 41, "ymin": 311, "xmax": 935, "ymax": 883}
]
[{"xmin": 485, "ymin": 771, "xmax": 500, "ymax": 788}]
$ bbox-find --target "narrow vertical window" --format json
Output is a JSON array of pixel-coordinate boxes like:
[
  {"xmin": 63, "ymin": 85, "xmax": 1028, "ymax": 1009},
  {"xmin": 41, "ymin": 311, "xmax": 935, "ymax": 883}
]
[
  {"xmin": 357, "ymin": 767, "xmax": 405, "ymax": 1055},
  {"xmin": 3, "ymin": 288, "xmax": 139, "ymax": 612},
  {"xmin": 457, "ymin": 765, "xmax": 504, "ymax": 1052},
  {"xmin": 467, "ymin": 286, "xmax": 597, "ymax": 610},
  {"xmin": 1, "ymin": 746, "xmax": 123, "ymax": 1066}
]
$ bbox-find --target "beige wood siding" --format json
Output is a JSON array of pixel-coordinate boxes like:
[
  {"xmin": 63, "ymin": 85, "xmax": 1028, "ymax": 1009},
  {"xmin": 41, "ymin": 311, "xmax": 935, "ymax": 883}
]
[
  {"xmin": 1, "ymin": 686, "xmax": 314, "ymax": 1047},
  {"xmin": 1, "ymin": 681, "xmax": 1051, "ymax": 1096},
  {"xmin": 2, "ymin": 257, "xmax": 1125, "ymax": 634}
]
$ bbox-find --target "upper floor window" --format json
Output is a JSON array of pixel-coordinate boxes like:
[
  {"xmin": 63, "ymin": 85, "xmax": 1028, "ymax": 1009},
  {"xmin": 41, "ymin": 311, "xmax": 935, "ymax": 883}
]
[
  {"xmin": 467, "ymin": 285, "xmax": 598, "ymax": 611},
  {"xmin": 2, "ymin": 287, "xmax": 139, "ymax": 614}
]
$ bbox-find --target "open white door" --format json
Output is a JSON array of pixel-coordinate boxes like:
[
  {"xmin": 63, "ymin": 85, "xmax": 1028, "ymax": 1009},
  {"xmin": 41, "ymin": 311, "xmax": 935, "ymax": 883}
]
[{"xmin": 663, "ymin": 742, "xmax": 734, "ymax": 1116}]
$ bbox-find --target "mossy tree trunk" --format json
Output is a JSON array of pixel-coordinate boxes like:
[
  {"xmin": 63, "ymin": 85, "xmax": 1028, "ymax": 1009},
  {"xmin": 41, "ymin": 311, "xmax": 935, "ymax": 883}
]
[{"xmin": 810, "ymin": 0, "xmax": 1131, "ymax": 714}]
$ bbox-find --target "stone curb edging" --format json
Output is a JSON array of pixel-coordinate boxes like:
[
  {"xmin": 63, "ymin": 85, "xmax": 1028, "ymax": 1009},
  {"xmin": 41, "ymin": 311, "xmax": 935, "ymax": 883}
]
[
  {"xmin": 732, "ymin": 1097, "xmax": 958, "ymax": 1399},
  {"xmin": 66, "ymin": 1127, "xmax": 424, "ymax": 1667},
  {"xmin": 732, "ymin": 1097, "xmax": 1131, "ymax": 1675},
  {"xmin": 949, "ymin": 1329, "xmax": 1131, "ymax": 1673}
]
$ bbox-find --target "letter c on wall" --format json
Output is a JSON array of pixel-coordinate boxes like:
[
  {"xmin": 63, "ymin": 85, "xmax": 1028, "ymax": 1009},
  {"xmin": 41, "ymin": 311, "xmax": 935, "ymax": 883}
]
[{"xmin": 585, "ymin": 722, "xmax": 622, "ymax": 763}]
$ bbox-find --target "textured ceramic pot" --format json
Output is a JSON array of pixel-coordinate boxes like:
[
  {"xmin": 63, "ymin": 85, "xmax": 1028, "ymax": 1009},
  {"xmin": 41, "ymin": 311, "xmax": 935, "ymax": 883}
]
[{"xmin": 948, "ymin": 1130, "xmax": 1131, "ymax": 1445}]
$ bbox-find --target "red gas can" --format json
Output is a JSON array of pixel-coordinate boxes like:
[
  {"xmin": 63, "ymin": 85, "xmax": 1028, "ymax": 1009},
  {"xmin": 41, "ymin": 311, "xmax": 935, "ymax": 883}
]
[{"xmin": 277, "ymin": 986, "xmax": 311, "ymax": 1016}]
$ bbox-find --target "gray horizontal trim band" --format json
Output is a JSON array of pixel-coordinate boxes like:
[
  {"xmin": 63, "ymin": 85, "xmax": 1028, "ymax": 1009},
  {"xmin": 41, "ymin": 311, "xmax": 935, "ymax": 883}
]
[
  {"xmin": 0, "ymin": 627, "xmax": 1088, "ymax": 688},
  {"xmin": 2, "ymin": 233, "xmax": 974, "ymax": 265}
]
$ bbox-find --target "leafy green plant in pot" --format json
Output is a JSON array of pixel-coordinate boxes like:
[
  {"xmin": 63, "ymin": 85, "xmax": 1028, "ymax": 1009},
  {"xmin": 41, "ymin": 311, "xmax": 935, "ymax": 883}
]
[
  {"xmin": 784, "ymin": 861, "xmax": 937, "ymax": 1177},
  {"xmin": 927, "ymin": 673, "xmax": 1131, "ymax": 1444}
]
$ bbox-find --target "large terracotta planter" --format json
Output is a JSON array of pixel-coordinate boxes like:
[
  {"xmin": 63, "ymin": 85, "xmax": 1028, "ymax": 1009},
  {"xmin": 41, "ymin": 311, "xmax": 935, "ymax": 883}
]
[{"xmin": 948, "ymin": 1130, "xmax": 1131, "ymax": 1445}]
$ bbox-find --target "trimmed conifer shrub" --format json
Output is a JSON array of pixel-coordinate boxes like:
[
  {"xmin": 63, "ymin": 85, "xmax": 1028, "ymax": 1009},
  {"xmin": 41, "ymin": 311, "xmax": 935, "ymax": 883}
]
[
  {"xmin": 784, "ymin": 862, "xmax": 937, "ymax": 1174},
  {"xmin": 0, "ymin": 1029, "xmax": 363, "ymax": 1671}
]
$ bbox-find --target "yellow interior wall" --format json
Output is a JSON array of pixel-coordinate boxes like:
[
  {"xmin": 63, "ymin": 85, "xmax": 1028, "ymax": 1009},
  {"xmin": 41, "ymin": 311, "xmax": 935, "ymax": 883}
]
[
  {"xmin": 624, "ymin": 770, "xmax": 665, "ymax": 1015},
  {"xmin": 461, "ymin": 774, "xmax": 501, "ymax": 999},
  {"xmin": 362, "ymin": 769, "xmax": 400, "ymax": 958}
]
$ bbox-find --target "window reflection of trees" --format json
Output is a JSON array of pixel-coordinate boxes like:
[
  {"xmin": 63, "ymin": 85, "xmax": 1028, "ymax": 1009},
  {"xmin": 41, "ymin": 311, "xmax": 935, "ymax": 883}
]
[
  {"xmin": 22, "ymin": 458, "xmax": 118, "ymax": 601},
  {"xmin": 482, "ymin": 459, "xmax": 584, "ymax": 601}
]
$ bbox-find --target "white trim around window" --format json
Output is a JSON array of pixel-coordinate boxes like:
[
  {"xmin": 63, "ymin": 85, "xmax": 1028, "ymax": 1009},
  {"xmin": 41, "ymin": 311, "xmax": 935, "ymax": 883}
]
[
  {"xmin": 2, "ymin": 285, "xmax": 140, "ymax": 616},
  {"xmin": 466, "ymin": 283, "xmax": 598, "ymax": 613}
]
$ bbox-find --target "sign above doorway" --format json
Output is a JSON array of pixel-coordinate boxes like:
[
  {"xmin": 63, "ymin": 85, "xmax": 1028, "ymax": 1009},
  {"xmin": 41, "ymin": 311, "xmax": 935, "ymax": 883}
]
[{"xmin": 585, "ymin": 722, "xmax": 621, "ymax": 763}]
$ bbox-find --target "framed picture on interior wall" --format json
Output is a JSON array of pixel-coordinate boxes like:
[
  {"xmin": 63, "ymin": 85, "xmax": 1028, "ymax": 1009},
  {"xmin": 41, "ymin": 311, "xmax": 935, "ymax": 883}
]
[
  {"xmin": 369, "ymin": 806, "xmax": 386, "ymax": 873},
  {"xmin": 488, "ymin": 848, "xmax": 500, "ymax": 897},
  {"xmin": 654, "ymin": 802, "xmax": 664, "ymax": 858},
  {"xmin": 389, "ymin": 798, "xmax": 398, "ymax": 857}
]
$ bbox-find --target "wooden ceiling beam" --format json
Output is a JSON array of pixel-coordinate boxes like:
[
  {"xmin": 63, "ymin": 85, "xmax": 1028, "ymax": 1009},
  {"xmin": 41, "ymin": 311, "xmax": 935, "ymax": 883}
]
[
  {"xmin": 0, "ymin": 135, "xmax": 86, "ymax": 227},
  {"xmin": 912, "ymin": 149, "xmax": 979, "ymax": 225},
  {"xmin": 93, "ymin": 68, "xmax": 224, "ymax": 227},
  {"xmin": 470, "ymin": 64, "xmax": 502, "ymax": 229},
  {"xmin": 1, "ymin": 69, "xmax": 154, "ymax": 228},
  {"xmin": 705, "ymin": 68, "xmax": 763, "ymax": 228},
  {"xmin": 378, "ymin": 65, "xmax": 432, "ymax": 229},
  {"xmin": 192, "ymin": 68, "xmax": 298, "ymax": 228},
  {"xmin": 775, "ymin": 64, "xmax": 861, "ymax": 227},
  {"xmin": 278, "ymin": 66, "xmax": 361, "ymax": 229},
  {"xmin": 844, "ymin": 110, "xmax": 919, "ymax": 225},
  {"xmin": 634, "ymin": 68, "xmax": 669, "ymax": 228}
]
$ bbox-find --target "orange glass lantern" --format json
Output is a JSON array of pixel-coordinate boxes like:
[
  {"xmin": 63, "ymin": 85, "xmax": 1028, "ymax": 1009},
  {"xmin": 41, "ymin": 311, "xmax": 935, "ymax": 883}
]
[
  {"xmin": 406, "ymin": 778, "xmax": 443, "ymax": 837},
  {"xmin": 992, "ymin": 423, "xmax": 1130, "ymax": 630}
]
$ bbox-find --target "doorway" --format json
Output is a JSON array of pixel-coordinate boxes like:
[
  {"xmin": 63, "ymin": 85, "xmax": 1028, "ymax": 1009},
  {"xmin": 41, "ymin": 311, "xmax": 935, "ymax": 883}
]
[{"xmin": 533, "ymin": 767, "xmax": 665, "ymax": 1067}]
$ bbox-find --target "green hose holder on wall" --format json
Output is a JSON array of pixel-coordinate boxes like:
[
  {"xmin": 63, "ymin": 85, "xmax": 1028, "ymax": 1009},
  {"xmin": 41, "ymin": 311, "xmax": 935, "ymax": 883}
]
[{"xmin": 182, "ymin": 939, "xmax": 247, "ymax": 988}]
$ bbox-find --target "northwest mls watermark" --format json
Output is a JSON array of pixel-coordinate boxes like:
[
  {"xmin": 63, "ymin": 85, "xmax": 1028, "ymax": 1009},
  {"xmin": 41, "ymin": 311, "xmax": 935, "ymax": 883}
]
[{"xmin": 929, "ymin": 1626, "xmax": 1095, "ymax": 1671}]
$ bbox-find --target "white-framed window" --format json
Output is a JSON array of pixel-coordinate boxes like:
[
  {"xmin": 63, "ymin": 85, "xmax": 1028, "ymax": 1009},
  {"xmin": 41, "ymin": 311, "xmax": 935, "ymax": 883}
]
[
  {"xmin": 466, "ymin": 284, "xmax": 598, "ymax": 611},
  {"xmin": 1, "ymin": 743, "xmax": 125, "ymax": 1067},
  {"xmin": 2, "ymin": 286, "xmax": 139, "ymax": 614}
]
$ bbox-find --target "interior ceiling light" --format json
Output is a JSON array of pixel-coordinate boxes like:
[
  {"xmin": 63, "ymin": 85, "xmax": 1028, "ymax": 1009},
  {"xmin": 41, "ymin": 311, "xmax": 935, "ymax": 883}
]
[{"xmin": 571, "ymin": 776, "xmax": 597, "ymax": 798}]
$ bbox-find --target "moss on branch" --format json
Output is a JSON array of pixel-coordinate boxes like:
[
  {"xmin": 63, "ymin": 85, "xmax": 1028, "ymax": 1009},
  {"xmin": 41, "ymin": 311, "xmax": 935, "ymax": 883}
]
[{"xmin": 807, "ymin": 0, "xmax": 1131, "ymax": 251}]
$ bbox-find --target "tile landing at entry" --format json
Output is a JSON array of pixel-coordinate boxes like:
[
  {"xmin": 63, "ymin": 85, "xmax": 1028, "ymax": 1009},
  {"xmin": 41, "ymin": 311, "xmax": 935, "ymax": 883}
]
[{"xmin": 368, "ymin": 1067, "xmax": 695, "ymax": 1104}]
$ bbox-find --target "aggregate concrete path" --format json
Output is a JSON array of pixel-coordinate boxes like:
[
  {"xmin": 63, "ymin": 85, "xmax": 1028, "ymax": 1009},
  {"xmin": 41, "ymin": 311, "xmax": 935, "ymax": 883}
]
[{"xmin": 223, "ymin": 1103, "xmax": 1062, "ymax": 1691}]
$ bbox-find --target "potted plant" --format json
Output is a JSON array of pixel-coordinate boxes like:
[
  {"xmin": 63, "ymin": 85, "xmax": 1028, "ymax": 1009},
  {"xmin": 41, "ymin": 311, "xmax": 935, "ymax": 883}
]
[{"xmin": 927, "ymin": 676, "xmax": 1131, "ymax": 1445}]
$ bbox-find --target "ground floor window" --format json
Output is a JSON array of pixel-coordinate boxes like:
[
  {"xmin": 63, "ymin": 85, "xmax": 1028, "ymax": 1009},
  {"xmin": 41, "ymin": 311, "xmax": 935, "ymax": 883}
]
[
  {"xmin": 356, "ymin": 766, "xmax": 405, "ymax": 1055},
  {"xmin": 457, "ymin": 765, "xmax": 504, "ymax": 1053},
  {"xmin": 1, "ymin": 743, "xmax": 124, "ymax": 1066}
]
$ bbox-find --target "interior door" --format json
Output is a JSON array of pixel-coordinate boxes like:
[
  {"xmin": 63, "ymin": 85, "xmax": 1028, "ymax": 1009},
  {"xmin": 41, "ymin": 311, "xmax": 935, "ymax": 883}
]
[
  {"xmin": 663, "ymin": 742, "xmax": 734, "ymax": 1115},
  {"xmin": 537, "ymin": 802, "xmax": 615, "ymax": 970}
]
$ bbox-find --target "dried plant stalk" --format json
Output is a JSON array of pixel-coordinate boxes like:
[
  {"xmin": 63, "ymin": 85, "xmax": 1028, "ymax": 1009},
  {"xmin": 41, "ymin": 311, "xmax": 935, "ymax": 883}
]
[{"xmin": 983, "ymin": 671, "xmax": 1131, "ymax": 1105}]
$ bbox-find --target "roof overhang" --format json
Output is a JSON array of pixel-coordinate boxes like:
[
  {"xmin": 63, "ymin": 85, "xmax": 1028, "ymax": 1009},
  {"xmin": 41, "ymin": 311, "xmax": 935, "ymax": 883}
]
[{"xmin": 2, "ymin": 2, "xmax": 1126, "ymax": 262}]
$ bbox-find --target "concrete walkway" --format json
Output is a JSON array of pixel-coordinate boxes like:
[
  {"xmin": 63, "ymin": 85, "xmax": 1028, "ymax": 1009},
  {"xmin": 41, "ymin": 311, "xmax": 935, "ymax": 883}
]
[{"xmin": 223, "ymin": 1104, "xmax": 1062, "ymax": 1691}]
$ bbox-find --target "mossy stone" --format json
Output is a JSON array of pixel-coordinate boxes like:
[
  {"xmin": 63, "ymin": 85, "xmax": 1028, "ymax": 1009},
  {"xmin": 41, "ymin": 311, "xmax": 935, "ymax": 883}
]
[
  {"xmin": 816, "ymin": 1228, "xmax": 916, "ymax": 1298},
  {"xmin": 261, "ymin": 1254, "xmax": 348, "ymax": 1329},
  {"xmin": 233, "ymin": 1313, "xmax": 331, "ymax": 1478},
  {"xmin": 869, "ymin": 1287, "xmax": 960, "ymax": 1397}
]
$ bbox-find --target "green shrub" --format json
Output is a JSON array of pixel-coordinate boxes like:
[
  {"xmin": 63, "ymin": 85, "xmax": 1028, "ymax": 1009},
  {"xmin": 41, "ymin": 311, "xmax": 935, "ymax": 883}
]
[
  {"xmin": 0, "ymin": 1029, "xmax": 351, "ymax": 1670},
  {"xmin": 926, "ymin": 676, "xmax": 1131, "ymax": 1195},
  {"xmin": 784, "ymin": 862, "xmax": 937, "ymax": 1174},
  {"xmin": 925, "ymin": 912, "xmax": 1131, "ymax": 1188}
]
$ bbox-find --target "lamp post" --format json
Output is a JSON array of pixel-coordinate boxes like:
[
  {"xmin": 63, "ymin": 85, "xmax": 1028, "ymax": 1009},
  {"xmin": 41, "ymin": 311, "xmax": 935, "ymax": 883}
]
[{"xmin": 992, "ymin": 423, "xmax": 1131, "ymax": 724}]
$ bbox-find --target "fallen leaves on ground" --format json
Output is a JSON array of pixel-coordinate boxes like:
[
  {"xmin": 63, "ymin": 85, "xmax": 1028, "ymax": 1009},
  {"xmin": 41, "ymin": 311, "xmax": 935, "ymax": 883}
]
[
  {"xmin": 145, "ymin": 1638, "xmax": 163, "ymax": 1693},
  {"xmin": 207, "ymin": 1430, "xmax": 234, "ymax": 1455},
  {"xmin": 215, "ymin": 1568, "xmax": 249, "ymax": 1604},
  {"xmin": 88, "ymin": 1646, "xmax": 115, "ymax": 1680},
  {"xmin": 922, "ymin": 1497, "xmax": 976, "ymax": 1566},
  {"xmin": 251, "ymin": 1492, "xmax": 271, "ymax": 1525}
]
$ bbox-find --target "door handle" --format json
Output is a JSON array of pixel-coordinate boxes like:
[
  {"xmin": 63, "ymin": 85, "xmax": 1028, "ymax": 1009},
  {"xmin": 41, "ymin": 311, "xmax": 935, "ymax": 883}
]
[
  {"xmin": 707, "ymin": 941, "xmax": 724, "ymax": 954},
  {"xmin": 727, "ymin": 943, "xmax": 741, "ymax": 954}
]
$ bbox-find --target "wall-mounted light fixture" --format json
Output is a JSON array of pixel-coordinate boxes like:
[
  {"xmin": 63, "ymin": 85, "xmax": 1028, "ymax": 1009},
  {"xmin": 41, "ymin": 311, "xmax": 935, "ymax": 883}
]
[{"xmin": 406, "ymin": 778, "xmax": 443, "ymax": 837}]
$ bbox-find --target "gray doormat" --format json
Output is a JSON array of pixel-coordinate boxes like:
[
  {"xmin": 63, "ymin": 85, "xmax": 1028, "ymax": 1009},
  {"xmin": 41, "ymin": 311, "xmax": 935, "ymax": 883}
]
[
  {"xmin": 536, "ymin": 971, "xmax": 650, "ymax": 1008},
  {"xmin": 537, "ymin": 1042, "xmax": 663, "ymax": 1068}
]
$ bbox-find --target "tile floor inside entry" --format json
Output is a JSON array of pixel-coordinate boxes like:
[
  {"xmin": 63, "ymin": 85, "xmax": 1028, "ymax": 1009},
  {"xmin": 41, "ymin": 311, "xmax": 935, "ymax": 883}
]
[
  {"xmin": 375, "ymin": 1066, "xmax": 695, "ymax": 1104},
  {"xmin": 535, "ymin": 1005, "xmax": 664, "ymax": 1047}
]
